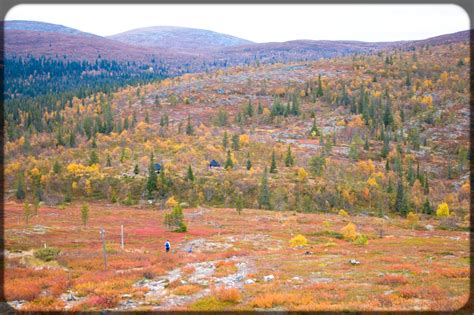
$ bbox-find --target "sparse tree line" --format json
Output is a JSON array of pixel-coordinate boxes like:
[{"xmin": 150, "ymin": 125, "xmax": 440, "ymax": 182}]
[{"xmin": 5, "ymin": 42, "xmax": 470, "ymax": 222}]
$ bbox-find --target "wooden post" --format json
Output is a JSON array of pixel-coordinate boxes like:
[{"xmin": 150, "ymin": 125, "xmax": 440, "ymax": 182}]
[
  {"xmin": 100, "ymin": 228, "xmax": 107, "ymax": 269},
  {"xmin": 121, "ymin": 225, "xmax": 124, "ymax": 250}
]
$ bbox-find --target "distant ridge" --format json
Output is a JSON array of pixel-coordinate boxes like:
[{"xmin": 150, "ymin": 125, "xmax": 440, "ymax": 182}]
[
  {"xmin": 4, "ymin": 20, "xmax": 97, "ymax": 37},
  {"xmin": 107, "ymin": 26, "xmax": 254, "ymax": 52},
  {"xmin": 3, "ymin": 20, "xmax": 470, "ymax": 67},
  {"xmin": 3, "ymin": 21, "xmax": 192, "ymax": 63}
]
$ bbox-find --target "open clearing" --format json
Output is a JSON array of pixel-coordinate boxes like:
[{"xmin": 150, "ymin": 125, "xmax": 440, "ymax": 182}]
[{"xmin": 4, "ymin": 201, "xmax": 469, "ymax": 311}]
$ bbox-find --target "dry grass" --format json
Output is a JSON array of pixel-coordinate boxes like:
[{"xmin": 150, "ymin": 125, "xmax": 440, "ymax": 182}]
[
  {"xmin": 181, "ymin": 265, "xmax": 196, "ymax": 275},
  {"xmin": 437, "ymin": 267, "xmax": 469, "ymax": 278},
  {"xmin": 214, "ymin": 261, "xmax": 238, "ymax": 277},
  {"xmin": 21, "ymin": 296, "xmax": 66, "ymax": 312},
  {"xmin": 173, "ymin": 284, "xmax": 202, "ymax": 296},
  {"xmin": 211, "ymin": 286, "xmax": 242, "ymax": 303},
  {"xmin": 250, "ymin": 292, "xmax": 313, "ymax": 308},
  {"xmin": 376, "ymin": 274, "xmax": 409, "ymax": 286},
  {"xmin": 398, "ymin": 285, "xmax": 443, "ymax": 300},
  {"xmin": 3, "ymin": 202, "xmax": 469, "ymax": 311}
]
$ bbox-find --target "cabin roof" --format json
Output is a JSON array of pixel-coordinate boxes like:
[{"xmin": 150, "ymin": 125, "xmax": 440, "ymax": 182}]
[{"xmin": 210, "ymin": 159, "xmax": 221, "ymax": 166}]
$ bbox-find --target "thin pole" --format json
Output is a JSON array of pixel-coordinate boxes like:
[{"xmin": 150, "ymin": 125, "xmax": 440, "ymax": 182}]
[
  {"xmin": 100, "ymin": 228, "xmax": 107, "ymax": 269},
  {"xmin": 121, "ymin": 225, "xmax": 124, "ymax": 250}
]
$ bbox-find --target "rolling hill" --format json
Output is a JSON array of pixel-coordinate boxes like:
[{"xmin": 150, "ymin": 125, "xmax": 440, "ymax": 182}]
[
  {"xmin": 3, "ymin": 21, "xmax": 186, "ymax": 62},
  {"xmin": 3, "ymin": 20, "xmax": 96, "ymax": 36},
  {"xmin": 107, "ymin": 26, "xmax": 254, "ymax": 53},
  {"xmin": 3, "ymin": 20, "xmax": 470, "ymax": 101},
  {"xmin": 214, "ymin": 30, "xmax": 470, "ymax": 64},
  {"xmin": 3, "ymin": 20, "xmax": 470, "ymax": 65}
]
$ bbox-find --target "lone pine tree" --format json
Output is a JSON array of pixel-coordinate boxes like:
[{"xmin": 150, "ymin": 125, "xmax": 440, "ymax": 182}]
[
  {"xmin": 186, "ymin": 115, "xmax": 194, "ymax": 135},
  {"xmin": 259, "ymin": 167, "xmax": 271, "ymax": 209},
  {"xmin": 146, "ymin": 153, "xmax": 158, "ymax": 198},
  {"xmin": 285, "ymin": 145, "xmax": 294, "ymax": 167},
  {"xmin": 270, "ymin": 150, "xmax": 277, "ymax": 173},
  {"xmin": 225, "ymin": 150, "xmax": 234, "ymax": 170}
]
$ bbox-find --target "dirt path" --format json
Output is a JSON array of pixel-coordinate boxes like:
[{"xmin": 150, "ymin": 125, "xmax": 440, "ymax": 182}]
[{"xmin": 116, "ymin": 255, "xmax": 255, "ymax": 310}]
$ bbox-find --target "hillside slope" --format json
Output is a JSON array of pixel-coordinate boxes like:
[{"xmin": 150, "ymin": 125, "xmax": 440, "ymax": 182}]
[
  {"xmin": 214, "ymin": 30, "xmax": 470, "ymax": 64},
  {"xmin": 108, "ymin": 26, "xmax": 254, "ymax": 53},
  {"xmin": 4, "ymin": 20, "xmax": 95, "ymax": 36}
]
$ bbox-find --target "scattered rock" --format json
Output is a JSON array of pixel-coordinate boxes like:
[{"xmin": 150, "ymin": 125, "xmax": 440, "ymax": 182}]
[
  {"xmin": 8, "ymin": 300, "xmax": 26, "ymax": 309},
  {"xmin": 264, "ymin": 274, "xmax": 274, "ymax": 282},
  {"xmin": 32, "ymin": 225, "xmax": 49, "ymax": 234},
  {"xmin": 425, "ymin": 224, "xmax": 434, "ymax": 231},
  {"xmin": 245, "ymin": 279, "xmax": 255, "ymax": 284},
  {"xmin": 311, "ymin": 277, "xmax": 332, "ymax": 283},
  {"xmin": 66, "ymin": 293, "xmax": 78, "ymax": 301},
  {"xmin": 119, "ymin": 299, "xmax": 139, "ymax": 310}
]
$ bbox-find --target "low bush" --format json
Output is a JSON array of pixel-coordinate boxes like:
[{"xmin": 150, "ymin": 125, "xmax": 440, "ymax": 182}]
[
  {"xmin": 21, "ymin": 296, "xmax": 65, "ymax": 311},
  {"xmin": 175, "ymin": 221, "xmax": 187, "ymax": 232},
  {"xmin": 212, "ymin": 286, "xmax": 241, "ymax": 303},
  {"xmin": 353, "ymin": 234, "xmax": 368, "ymax": 245},
  {"xmin": 5, "ymin": 268, "xmax": 69, "ymax": 301},
  {"xmin": 436, "ymin": 202, "xmax": 450, "ymax": 218},
  {"xmin": 289, "ymin": 234, "xmax": 308, "ymax": 247},
  {"xmin": 340, "ymin": 223, "xmax": 357, "ymax": 241},
  {"xmin": 143, "ymin": 271, "xmax": 155, "ymax": 280},
  {"xmin": 182, "ymin": 265, "xmax": 196, "ymax": 275},
  {"xmin": 376, "ymin": 274, "xmax": 409, "ymax": 286},
  {"xmin": 398, "ymin": 285, "xmax": 443, "ymax": 299},
  {"xmin": 189, "ymin": 296, "xmax": 232, "ymax": 311},
  {"xmin": 339, "ymin": 209, "xmax": 349, "ymax": 217},
  {"xmin": 214, "ymin": 261, "xmax": 238, "ymax": 277},
  {"xmin": 34, "ymin": 247, "xmax": 60, "ymax": 262},
  {"xmin": 81, "ymin": 294, "xmax": 119, "ymax": 310},
  {"xmin": 174, "ymin": 284, "xmax": 202, "ymax": 296},
  {"xmin": 5, "ymin": 279, "xmax": 42, "ymax": 301},
  {"xmin": 438, "ymin": 267, "xmax": 469, "ymax": 278},
  {"xmin": 250, "ymin": 292, "xmax": 313, "ymax": 308},
  {"xmin": 406, "ymin": 212, "xmax": 419, "ymax": 229}
]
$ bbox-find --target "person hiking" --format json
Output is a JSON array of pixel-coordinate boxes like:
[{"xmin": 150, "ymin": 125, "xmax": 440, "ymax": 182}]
[{"xmin": 165, "ymin": 240, "xmax": 171, "ymax": 253}]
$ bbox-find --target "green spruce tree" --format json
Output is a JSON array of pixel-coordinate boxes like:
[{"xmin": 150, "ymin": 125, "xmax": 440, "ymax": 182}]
[
  {"xmin": 222, "ymin": 131, "xmax": 229, "ymax": 150},
  {"xmin": 187, "ymin": 165, "xmax": 195, "ymax": 182},
  {"xmin": 225, "ymin": 150, "xmax": 234, "ymax": 170},
  {"xmin": 146, "ymin": 153, "xmax": 158, "ymax": 198},
  {"xmin": 259, "ymin": 167, "xmax": 271, "ymax": 209},
  {"xmin": 270, "ymin": 149, "xmax": 277, "ymax": 173},
  {"xmin": 285, "ymin": 145, "xmax": 294, "ymax": 167},
  {"xmin": 186, "ymin": 115, "xmax": 194, "ymax": 135},
  {"xmin": 246, "ymin": 153, "xmax": 252, "ymax": 170}
]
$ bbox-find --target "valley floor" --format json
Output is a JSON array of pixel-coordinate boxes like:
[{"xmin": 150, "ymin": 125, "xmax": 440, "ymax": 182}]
[{"xmin": 4, "ymin": 201, "xmax": 470, "ymax": 311}]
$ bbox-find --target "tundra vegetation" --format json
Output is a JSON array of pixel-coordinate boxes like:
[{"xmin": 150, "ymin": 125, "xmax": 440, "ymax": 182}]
[{"xmin": 4, "ymin": 38, "xmax": 470, "ymax": 311}]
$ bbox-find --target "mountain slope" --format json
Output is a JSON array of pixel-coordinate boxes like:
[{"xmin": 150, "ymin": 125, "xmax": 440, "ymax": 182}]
[
  {"xmin": 215, "ymin": 40, "xmax": 386, "ymax": 64},
  {"xmin": 3, "ymin": 21, "xmax": 205, "ymax": 63},
  {"xmin": 107, "ymin": 26, "xmax": 253, "ymax": 53},
  {"xmin": 3, "ymin": 29, "xmax": 165, "ymax": 61},
  {"xmin": 4, "ymin": 20, "xmax": 96, "ymax": 36},
  {"xmin": 4, "ymin": 20, "xmax": 469, "ymax": 64},
  {"xmin": 213, "ymin": 30, "xmax": 470, "ymax": 64},
  {"xmin": 407, "ymin": 30, "xmax": 470, "ymax": 46}
]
